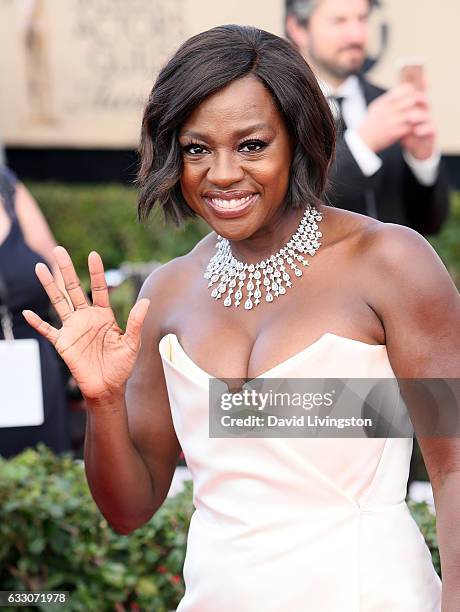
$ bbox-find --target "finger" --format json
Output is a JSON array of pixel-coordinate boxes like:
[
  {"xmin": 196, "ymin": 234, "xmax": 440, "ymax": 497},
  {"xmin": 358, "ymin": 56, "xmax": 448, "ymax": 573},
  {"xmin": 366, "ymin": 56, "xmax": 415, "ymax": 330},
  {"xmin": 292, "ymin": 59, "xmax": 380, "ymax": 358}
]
[
  {"xmin": 392, "ymin": 107, "xmax": 428, "ymax": 130},
  {"xmin": 22, "ymin": 309, "xmax": 59, "ymax": 344},
  {"xmin": 387, "ymin": 83, "xmax": 417, "ymax": 101},
  {"xmin": 390, "ymin": 92, "xmax": 425, "ymax": 113},
  {"xmin": 414, "ymin": 93, "xmax": 429, "ymax": 109},
  {"xmin": 407, "ymin": 109, "xmax": 431, "ymax": 125},
  {"xmin": 123, "ymin": 299, "xmax": 151, "ymax": 352},
  {"xmin": 88, "ymin": 251, "xmax": 110, "ymax": 308},
  {"xmin": 54, "ymin": 246, "xmax": 89, "ymax": 310},
  {"xmin": 391, "ymin": 117, "xmax": 413, "ymax": 138},
  {"xmin": 35, "ymin": 262, "xmax": 73, "ymax": 321},
  {"xmin": 412, "ymin": 122, "xmax": 436, "ymax": 138}
]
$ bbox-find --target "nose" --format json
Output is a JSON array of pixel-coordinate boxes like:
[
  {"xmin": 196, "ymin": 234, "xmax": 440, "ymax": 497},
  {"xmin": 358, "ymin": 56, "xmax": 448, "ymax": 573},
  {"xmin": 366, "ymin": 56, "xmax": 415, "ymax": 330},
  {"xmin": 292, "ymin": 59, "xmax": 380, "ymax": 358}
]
[
  {"xmin": 206, "ymin": 151, "xmax": 245, "ymax": 187},
  {"xmin": 346, "ymin": 19, "xmax": 367, "ymax": 46}
]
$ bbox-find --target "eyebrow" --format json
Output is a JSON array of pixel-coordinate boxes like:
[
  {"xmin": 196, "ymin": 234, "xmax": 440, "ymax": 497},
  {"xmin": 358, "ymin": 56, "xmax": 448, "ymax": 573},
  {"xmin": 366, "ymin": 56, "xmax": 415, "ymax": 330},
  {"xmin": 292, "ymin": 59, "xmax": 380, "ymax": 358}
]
[{"xmin": 179, "ymin": 123, "xmax": 274, "ymax": 140}]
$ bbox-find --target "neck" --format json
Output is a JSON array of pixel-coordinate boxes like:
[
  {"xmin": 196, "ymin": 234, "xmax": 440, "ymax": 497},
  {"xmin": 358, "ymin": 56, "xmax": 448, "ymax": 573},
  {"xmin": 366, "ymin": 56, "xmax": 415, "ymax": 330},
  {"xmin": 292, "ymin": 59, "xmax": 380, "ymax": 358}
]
[
  {"xmin": 316, "ymin": 68, "xmax": 347, "ymax": 92},
  {"xmin": 305, "ymin": 57, "xmax": 348, "ymax": 91},
  {"xmin": 228, "ymin": 206, "xmax": 309, "ymax": 263}
]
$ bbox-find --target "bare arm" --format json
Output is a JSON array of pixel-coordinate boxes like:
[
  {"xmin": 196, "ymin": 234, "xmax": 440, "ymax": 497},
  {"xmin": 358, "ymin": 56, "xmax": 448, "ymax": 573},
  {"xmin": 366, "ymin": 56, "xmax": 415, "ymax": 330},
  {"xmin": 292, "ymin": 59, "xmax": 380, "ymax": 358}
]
[
  {"xmin": 366, "ymin": 224, "xmax": 460, "ymax": 611},
  {"xmin": 84, "ymin": 265, "xmax": 182, "ymax": 533},
  {"xmin": 24, "ymin": 248, "xmax": 182, "ymax": 534}
]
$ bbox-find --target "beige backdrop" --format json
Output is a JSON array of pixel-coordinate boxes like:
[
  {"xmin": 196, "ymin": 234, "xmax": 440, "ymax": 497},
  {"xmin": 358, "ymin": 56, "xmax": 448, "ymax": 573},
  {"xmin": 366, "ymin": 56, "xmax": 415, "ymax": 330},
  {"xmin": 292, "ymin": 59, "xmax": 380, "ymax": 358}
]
[
  {"xmin": 368, "ymin": 0, "xmax": 459, "ymax": 154},
  {"xmin": 0, "ymin": 0, "xmax": 458, "ymax": 153},
  {"xmin": 0, "ymin": 0, "xmax": 284, "ymax": 148}
]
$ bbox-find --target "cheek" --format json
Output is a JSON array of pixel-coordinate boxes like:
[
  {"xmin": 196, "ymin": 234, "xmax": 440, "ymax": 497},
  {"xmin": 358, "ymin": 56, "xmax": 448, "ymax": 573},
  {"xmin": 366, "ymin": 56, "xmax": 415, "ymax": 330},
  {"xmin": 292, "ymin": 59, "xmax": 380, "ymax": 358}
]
[
  {"xmin": 251, "ymin": 157, "xmax": 291, "ymax": 197},
  {"xmin": 316, "ymin": 29, "xmax": 341, "ymax": 55},
  {"xmin": 180, "ymin": 163, "xmax": 203, "ymax": 195}
]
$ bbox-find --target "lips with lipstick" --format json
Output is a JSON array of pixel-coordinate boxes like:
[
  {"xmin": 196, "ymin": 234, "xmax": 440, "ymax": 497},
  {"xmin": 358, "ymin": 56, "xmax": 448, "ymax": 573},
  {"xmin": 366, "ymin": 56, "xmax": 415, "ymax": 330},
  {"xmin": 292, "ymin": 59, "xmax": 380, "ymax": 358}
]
[{"xmin": 202, "ymin": 190, "xmax": 260, "ymax": 218}]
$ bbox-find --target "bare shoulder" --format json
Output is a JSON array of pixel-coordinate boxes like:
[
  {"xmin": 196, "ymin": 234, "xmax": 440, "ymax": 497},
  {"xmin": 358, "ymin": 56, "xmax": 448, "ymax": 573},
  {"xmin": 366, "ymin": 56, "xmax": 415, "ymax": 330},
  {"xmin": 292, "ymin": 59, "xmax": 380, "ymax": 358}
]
[
  {"xmin": 319, "ymin": 204, "xmax": 458, "ymax": 312},
  {"xmin": 320, "ymin": 202, "xmax": 445, "ymax": 274},
  {"xmin": 355, "ymin": 222, "xmax": 459, "ymax": 331},
  {"xmin": 357, "ymin": 221, "xmax": 448, "ymax": 280}
]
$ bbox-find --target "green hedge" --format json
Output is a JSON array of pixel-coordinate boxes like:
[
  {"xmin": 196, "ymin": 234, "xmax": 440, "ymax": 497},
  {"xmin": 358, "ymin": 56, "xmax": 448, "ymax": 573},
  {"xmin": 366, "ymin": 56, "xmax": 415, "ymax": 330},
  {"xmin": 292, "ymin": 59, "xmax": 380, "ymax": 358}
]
[
  {"xmin": 429, "ymin": 191, "xmax": 460, "ymax": 286},
  {"xmin": 0, "ymin": 446, "xmax": 440, "ymax": 611},
  {"xmin": 25, "ymin": 182, "xmax": 460, "ymax": 287},
  {"xmin": 0, "ymin": 446, "xmax": 193, "ymax": 612},
  {"xmin": 25, "ymin": 182, "xmax": 210, "ymax": 285}
]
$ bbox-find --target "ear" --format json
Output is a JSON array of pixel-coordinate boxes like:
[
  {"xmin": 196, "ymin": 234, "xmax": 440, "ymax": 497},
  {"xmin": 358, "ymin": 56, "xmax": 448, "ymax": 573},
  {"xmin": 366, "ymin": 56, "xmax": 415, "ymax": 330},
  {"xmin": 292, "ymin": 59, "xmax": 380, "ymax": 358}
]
[{"xmin": 285, "ymin": 13, "xmax": 310, "ymax": 52}]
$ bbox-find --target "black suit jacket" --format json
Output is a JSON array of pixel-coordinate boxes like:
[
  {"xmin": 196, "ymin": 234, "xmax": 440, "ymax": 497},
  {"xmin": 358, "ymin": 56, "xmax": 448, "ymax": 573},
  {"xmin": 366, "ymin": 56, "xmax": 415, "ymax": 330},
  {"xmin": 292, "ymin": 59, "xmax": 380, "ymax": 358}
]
[{"xmin": 328, "ymin": 78, "xmax": 450, "ymax": 235}]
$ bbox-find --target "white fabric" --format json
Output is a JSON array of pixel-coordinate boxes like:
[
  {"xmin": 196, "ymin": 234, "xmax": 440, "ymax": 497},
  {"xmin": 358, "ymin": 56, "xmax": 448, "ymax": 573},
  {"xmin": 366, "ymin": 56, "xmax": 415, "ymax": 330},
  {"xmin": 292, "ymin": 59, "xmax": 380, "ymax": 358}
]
[
  {"xmin": 0, "ymin": 338, "xmax": 43, "ymax": 426},
  {"xmin": 320, "ymin": 75, "xmax": 440, "ymax": 184},
  {"xmin": 344, "ymin": 128, "xmax": 382, "ymax": 176},
  {"xmin": 159, "ymin": 332, "xmax": 442, "ymax": 611},
  {"xmin": 402, "ymin": 149, "xmax": 442, "ymax": 186}
]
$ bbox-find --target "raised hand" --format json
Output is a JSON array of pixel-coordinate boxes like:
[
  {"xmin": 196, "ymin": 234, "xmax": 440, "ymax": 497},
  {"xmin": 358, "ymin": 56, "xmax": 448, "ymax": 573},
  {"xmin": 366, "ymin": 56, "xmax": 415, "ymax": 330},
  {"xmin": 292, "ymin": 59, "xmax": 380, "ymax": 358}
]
[
  {"xmin": 23, "ymin": 246, "xmax": 150, "ymax": 406},
  {"xmin": 356, "ymin": 83, "xmax": 428, "ymax": 154}
]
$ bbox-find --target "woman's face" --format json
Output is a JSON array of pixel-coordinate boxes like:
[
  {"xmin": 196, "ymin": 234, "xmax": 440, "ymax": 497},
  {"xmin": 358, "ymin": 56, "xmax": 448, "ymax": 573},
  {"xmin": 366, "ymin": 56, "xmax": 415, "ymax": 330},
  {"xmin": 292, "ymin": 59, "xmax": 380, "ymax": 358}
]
[{"xmin": 178, "ymin": 75, "xmax": 294, "ymax": 241}]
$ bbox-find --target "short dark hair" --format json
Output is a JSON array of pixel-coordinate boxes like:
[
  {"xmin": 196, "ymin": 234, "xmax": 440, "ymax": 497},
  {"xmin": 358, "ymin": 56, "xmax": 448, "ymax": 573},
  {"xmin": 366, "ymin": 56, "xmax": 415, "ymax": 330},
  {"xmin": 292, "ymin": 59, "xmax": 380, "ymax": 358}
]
[
  {"xmin": 286, "ymin": 0, "xmax": 376, "ymax": 27},
  {"xmin": 137, "ymin": 24, "xmax": 336, "ymax": 226}
]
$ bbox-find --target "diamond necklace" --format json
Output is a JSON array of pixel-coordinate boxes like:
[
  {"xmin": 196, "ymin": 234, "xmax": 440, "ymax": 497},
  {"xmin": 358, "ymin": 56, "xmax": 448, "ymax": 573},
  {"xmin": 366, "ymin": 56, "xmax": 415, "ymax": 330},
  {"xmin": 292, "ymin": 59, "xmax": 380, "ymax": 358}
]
[{"xmin": 204, "ymin": 206, "xmax": 323, "ymax": 310}]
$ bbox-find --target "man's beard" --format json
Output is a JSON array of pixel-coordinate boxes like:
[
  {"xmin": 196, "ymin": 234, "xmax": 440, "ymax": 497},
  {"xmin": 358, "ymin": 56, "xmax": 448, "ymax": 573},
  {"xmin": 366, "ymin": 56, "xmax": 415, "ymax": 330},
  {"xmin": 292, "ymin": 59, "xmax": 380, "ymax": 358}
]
[{"xmin": 308, "ymin": 44, "xmax": 365, "ymax": 80}]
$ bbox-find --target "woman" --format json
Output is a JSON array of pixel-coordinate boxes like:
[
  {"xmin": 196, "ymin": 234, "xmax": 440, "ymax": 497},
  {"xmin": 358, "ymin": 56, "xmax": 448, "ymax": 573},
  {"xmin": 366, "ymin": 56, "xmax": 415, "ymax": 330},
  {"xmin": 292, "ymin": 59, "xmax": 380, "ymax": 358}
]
[
  {"xmin": 0, "ymin": 165, "xmax": 71, "ymax": 456},
  {"xmin": 24, "ymin": 25, "xmax": 460, "ymax": 611}
]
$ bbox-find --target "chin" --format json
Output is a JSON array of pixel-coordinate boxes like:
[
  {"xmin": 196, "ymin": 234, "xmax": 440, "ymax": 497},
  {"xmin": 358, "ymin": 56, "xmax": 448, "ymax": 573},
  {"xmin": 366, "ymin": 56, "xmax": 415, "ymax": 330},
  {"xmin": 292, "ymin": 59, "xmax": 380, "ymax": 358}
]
[{"xmin": 210, "ymin": 222, "xmax": 257, "ymax": 242}]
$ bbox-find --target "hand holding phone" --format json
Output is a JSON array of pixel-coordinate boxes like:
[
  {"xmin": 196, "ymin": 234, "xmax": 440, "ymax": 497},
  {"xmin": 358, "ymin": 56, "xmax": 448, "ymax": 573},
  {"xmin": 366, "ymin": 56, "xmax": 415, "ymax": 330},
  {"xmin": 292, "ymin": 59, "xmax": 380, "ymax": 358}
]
[{"xmin": 397, "ymin": 57, "xmax": 425, "ymax": 91}]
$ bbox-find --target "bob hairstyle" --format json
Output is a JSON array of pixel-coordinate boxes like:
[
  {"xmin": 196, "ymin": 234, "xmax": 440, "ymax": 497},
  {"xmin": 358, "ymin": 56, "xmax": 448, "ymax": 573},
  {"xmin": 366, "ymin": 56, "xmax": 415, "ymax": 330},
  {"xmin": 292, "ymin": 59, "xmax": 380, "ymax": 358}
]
[{"xmin": 137, "ymin": 24, "xmax": 336, "ymax": 226}]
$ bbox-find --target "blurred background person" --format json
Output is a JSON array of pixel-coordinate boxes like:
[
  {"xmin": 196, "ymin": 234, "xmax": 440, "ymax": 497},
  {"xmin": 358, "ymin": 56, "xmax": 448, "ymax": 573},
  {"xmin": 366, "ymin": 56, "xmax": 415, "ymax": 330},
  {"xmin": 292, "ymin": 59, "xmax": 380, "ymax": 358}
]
[
  {"xmin": 0, "ymin": 165, "xmax": 71, "ymax": 457},
  {"xmin": 285, "ymin": 0, "xmax": 450, "ymax": 235}
]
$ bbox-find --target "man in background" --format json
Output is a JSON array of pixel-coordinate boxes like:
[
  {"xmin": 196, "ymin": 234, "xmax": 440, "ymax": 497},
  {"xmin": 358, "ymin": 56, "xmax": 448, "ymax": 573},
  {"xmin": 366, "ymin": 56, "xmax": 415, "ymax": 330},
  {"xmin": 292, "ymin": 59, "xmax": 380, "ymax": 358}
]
[{"xmin": 285, "ymin": 0, "xmax": 449, "ymax": 235}]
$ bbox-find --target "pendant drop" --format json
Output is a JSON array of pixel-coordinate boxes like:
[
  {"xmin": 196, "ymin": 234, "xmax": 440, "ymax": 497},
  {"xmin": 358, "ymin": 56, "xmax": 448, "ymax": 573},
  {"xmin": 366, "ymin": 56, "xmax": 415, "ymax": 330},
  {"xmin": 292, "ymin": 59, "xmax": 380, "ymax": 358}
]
[{"xmin": 204, "ymin": 206, "xmax": 322, "ymax": 310}]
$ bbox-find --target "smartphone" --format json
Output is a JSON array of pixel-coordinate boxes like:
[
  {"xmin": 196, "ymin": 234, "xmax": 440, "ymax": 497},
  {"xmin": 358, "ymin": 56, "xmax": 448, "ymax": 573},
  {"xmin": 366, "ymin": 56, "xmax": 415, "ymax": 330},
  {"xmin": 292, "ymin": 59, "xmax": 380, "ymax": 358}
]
[{"xmin": 397, "ymin": 57, "xmax": 425, "ymax": 91}]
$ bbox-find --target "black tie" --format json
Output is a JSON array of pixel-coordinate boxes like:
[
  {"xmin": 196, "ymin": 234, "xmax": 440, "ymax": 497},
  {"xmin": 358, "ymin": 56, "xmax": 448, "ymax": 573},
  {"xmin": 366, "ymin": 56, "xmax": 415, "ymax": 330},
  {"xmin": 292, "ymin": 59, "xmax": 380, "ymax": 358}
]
[{"xmin": 330, "ymin": 96, "xmax": 347, "ymax": 135}]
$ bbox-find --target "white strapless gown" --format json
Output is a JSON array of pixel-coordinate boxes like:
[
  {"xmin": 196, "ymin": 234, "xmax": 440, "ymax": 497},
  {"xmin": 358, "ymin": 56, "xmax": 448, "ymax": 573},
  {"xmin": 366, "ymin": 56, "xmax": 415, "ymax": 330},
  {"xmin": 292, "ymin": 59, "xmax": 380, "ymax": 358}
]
[{"xmin": 159, "ymin": 333, "xmax": 441, "ymax": 611}]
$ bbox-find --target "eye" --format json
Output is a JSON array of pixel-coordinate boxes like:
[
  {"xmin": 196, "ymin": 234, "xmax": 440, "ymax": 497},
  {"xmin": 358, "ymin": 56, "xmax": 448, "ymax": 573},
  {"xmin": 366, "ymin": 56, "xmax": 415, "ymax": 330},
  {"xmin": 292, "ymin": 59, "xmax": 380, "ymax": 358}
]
[
  {"xmin": 239, "ymin": 139, "xmax": 268, "ymax": 153},
  {"xmin": 182, "ymin": 142, "xmax": 208, "ymax": 155}
]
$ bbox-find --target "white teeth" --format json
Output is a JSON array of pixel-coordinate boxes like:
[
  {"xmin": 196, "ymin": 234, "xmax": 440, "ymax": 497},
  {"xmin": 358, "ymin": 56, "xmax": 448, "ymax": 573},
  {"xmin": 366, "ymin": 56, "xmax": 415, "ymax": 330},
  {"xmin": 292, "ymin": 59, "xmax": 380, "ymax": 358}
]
[{"xmin": 209, "ymin": 194, "xmax": 255, "ymax": 208}]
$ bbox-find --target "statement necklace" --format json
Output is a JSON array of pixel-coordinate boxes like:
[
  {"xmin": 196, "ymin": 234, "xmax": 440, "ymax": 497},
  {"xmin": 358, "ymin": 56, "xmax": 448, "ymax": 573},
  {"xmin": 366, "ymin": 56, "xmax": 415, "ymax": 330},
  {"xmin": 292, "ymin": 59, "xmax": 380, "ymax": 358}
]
[{"xmin": 204, "ymin": 206, "xmax": 323, "ymax": 310}]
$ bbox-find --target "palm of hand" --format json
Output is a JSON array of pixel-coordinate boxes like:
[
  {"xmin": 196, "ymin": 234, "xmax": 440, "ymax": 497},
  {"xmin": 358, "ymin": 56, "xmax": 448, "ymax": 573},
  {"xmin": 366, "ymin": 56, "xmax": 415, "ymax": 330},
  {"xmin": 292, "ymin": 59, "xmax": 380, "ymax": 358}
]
[
  {"xmin": 23, "ymin": 247, "xmax": 150, "ymax": 405},
  {"xmin": 55, "ymin": 306, "xmax": 136, "ymax": 400}
]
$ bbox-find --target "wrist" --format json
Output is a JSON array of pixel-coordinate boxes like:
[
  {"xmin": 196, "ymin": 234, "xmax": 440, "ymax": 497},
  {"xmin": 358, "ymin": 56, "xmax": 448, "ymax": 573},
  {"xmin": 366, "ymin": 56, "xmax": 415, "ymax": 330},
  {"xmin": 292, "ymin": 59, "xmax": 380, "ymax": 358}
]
[
  {"xmin": 84, "ymin": 388, "xmax": 126, "ymax": 412},
  {"xmin": 356, "ymin": 125, "xmax": 379, "ymax": 153},
  {"xmin": 404, "ymin": 147, "xmax": 435, "ymax": 161}
]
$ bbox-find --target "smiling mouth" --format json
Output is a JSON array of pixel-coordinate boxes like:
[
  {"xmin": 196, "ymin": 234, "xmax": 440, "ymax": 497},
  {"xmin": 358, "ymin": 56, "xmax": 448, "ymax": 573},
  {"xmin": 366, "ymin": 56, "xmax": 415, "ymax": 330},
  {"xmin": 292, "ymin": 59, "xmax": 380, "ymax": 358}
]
[
  {"xmin": 203, "ymin": 193, "xmax": 259, "ymax": 218},
  {"xmin": 205, "ymin": 194, "xmax": 256, "ymax": 209}
]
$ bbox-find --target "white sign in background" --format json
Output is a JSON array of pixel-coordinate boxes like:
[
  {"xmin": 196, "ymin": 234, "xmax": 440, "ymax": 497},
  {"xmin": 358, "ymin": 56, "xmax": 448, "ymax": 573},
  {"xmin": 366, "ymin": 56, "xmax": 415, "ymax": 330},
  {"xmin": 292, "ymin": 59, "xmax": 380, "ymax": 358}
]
[
  {"xmin": 0, "ymin": 339, "xmax": 44, "ymax": 427},
  {"xmin": 0, "ymin": 0, "xmax": 283, "ymax": 148},
  {"xmin": 0, "ymin": 0, "xmax": 458, "ymax": 153}
]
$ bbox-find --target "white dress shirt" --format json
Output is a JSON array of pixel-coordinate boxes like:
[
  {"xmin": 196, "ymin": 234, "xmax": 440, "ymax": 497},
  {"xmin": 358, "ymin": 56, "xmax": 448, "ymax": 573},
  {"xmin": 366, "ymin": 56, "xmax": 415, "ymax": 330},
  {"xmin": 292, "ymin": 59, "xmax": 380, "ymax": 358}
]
[{"xmin": 320, "ymin": 75, "xmax": 440, "ymax": 186}]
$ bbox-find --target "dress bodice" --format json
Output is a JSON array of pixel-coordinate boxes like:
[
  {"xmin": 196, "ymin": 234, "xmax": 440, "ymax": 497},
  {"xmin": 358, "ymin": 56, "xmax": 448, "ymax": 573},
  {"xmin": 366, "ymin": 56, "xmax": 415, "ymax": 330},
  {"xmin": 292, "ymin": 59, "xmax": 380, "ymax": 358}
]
[{"xmin": 159, "ymin": 332, "xmax": 441, "ymax": 611}]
